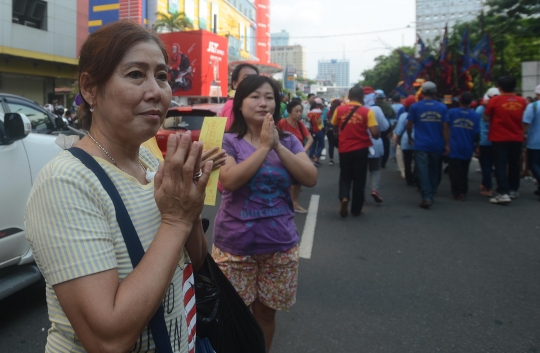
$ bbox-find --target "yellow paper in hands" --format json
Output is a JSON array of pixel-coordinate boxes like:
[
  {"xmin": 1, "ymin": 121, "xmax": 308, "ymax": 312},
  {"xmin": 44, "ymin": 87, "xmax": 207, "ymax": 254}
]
[{"xmin": 200, "ymin": 116, "xmax": 227, "ymax": 206}]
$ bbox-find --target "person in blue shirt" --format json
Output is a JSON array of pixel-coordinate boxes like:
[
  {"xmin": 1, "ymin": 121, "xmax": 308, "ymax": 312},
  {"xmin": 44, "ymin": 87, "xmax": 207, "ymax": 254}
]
[
  {"xmin": 475, "ymin": 87, "xmax": 500, "ymax": 196},
  {"xmin": 447, "ymin": 92, "xmax": 481, "ymax": 200},
  {"xmin": 365, "ymin": 90, "xmax": 390, "ymax": 203},
  {"xmin": 523, "ymin": 84, "xmax": 540, "ymax": 199},
  {"xmin": 390, "ymin": 94, "xmax": 405, "ymax": 163},
  {"xmin": 406, "ymin": 81, "xmax": 450, "ymax": 209},
  {"xmin": 393, "ymin": 95, "xmax": 417, "ymax": 186},
  {"xmin": 391, "ymin": 94, "xmax": 405, "ymax": 117}
]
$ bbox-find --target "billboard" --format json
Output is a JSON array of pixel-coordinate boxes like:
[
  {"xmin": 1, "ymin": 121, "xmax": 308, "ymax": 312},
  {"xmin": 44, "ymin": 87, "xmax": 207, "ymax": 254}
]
[{"xmin": 160, "ymin": 30, "xmax": 229, "ymax": 97}]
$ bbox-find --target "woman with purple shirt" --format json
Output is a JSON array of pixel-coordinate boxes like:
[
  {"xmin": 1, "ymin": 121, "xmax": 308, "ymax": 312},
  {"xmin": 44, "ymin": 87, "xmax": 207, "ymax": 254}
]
[{"xmin": 212, "ymin": 75, "xmax": 317, "ymax": 352}]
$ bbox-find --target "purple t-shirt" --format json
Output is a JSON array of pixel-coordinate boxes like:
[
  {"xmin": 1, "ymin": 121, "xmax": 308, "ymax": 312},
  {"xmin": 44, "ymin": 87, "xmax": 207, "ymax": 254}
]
[{"xmin": 213, "ymin": 133, "xmax": 304, "ymax": 255}]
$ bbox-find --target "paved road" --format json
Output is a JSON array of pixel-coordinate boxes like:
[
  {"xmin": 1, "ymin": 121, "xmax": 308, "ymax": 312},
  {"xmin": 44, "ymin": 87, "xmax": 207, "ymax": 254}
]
[{"xmin": 1, "ymin": 157, "xmax": 539, "ymax": 352}]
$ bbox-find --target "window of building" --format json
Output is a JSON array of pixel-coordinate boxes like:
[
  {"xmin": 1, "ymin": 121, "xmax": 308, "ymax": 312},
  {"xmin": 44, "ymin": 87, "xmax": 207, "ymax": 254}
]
[{"xmin": 12, "ymin": 0, "xmax": 48, "ymax": 30}]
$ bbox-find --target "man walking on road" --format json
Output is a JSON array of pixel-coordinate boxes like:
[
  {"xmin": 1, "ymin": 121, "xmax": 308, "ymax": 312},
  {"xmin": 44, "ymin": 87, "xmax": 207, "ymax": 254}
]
[
  {"xmin": 484, "ymin": 76, "xmax": 527, "ymax": 204},
  {"xmin": 406, "ymin": 81, "xmax": 450, "ymax": 209},
  {"xmin": 447, "ymin": 92, "xmax": 480, "ymax": 200},
  {"xmin": 332, "ymin": 85, "xmax": 380, "ymax": 218},
  {"xmin": 522, "ymin": 84, "xmax": 540, "ymax": 200},
  {"xmin": 375, "ymin": 90, "xmax": 395, "ymax": 168}
]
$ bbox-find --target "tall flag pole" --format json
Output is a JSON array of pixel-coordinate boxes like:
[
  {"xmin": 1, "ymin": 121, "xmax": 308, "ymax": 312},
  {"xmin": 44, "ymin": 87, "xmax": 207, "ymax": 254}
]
[{"xmin": 460, "ymin": 27, "xmax": 474, "ymax": 74}]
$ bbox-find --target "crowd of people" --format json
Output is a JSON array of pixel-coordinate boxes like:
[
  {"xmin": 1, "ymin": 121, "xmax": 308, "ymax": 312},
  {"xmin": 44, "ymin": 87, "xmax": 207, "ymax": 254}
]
[
  {"xmin": 22, "ymin": 21, "xmax": 540, "ymax": 353},
  {"xmin": 286, "ymin": 76, "xmax": 538, "ymax": 215}
]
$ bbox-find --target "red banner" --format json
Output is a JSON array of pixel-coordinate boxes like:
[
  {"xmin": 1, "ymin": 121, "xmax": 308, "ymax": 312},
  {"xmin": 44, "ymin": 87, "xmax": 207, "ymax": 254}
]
[{"xmin": 160, "ymin": 30, "xmax": 228, "ymax": 97}]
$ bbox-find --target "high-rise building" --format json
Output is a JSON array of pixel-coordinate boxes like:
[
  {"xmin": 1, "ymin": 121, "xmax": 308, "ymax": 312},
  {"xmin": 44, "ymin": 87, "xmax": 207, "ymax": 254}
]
[
  {"xmin": 317, "ymin": 59, "xmax": 350, "ymax": 87},
  {"xmin": 416, "ymin": 0, "xmax": 486, "ymax": 44},
  {"xmin": 271, "ymin": 30, "xmax": 289, "ymax": 47},
  {"xmin": 270, "ymin": 45, "xmax": 307, "ymax": 78}
]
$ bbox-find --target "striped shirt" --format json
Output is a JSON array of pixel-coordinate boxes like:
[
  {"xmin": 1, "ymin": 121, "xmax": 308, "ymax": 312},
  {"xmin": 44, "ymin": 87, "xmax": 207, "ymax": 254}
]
[{"xmin": 25, "ymin": 148, "xmax": 194, "ymax": 353}]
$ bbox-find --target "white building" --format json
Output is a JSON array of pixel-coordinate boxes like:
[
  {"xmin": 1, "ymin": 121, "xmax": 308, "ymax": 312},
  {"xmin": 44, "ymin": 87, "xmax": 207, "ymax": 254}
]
[
  {"xmin": 317, "ymin": 59, "xmax": 350, "ymax": 88},
  {"xmin": 270, "ymin": 45, "xmax": 307, "ymax": 79},
  {"xmin": 416, "ymin": 0, "xmax": 486, "ymax": 44},
  {"xmin": 271, "ymin": 30, "xmax": 289, "ymax": 47}
]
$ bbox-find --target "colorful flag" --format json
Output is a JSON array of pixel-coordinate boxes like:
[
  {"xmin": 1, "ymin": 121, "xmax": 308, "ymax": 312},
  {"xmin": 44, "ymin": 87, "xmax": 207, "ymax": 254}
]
[
  {"xmin": 439, "ymin": 25, "xmax": 453, "ymax": 85},
  {"xmin": 399, "ymin": 51, "xmax": 425, "ymax": 89},
  {"xmin": 471, "ymin": 34, "xmax": 496, "ymax": 81},
  {"xmin": 394, "ymin": 81, "xmax": 414, "ymax": 97},
  {"xmin": 417, "ymin": 35, "xmax": 434, "ymax": 67},
  {"xmin": 460, "ymin": 27, "xmax": 474, "ymax": 74}
]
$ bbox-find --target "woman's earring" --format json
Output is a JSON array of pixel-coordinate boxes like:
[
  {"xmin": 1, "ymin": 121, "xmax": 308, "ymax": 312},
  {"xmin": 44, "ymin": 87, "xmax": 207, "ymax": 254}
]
[{"xmin": 89, "ymin": 104, "xmax": 94, "ymax": 113}]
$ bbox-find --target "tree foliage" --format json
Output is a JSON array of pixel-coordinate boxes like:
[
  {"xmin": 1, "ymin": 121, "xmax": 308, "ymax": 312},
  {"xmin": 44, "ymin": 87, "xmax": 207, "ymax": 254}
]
[
  {"xmin": 297, "ymin": 76, "xmax": 317, "ymax": 85},
  {"xmin": 359, "ymin": 47, "xmax": 415, "ymax": 94},
  {"xmin": 153, "ymin": 12, "xmax": 193, "ymax": 32}
]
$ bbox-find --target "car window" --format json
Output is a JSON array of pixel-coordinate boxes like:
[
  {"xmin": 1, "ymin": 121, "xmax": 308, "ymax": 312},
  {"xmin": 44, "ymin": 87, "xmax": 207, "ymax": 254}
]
[
  {"xmin": 6, "ymin": 101, "xmax": 52, "ymax": 131},
  {"xmin": 0, "ymin": 102, "xmax": 4, "ymax": 115},
  {"xmin": 163, "ymin": 115, "xmax": 206, "ymax": 130}
]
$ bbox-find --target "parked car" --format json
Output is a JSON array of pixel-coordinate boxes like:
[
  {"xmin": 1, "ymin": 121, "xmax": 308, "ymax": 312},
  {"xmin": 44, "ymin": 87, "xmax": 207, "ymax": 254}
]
[
  {"xmin": 0, "ymin": 93, "xmax": 84, "ymax": 136},
  {"xmin": 155, "ymin": 104, "xmax": 224, "ymax": 157},
  {"xmin": 0, "ymin": 112, "xmax": 62, "ymax": 300}
]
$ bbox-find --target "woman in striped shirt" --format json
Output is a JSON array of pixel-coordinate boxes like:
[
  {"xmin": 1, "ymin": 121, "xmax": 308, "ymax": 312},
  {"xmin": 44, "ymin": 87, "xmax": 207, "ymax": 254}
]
[{"xmin": 25, "ymin": 22, "xmax": 210, "ymax": 353}]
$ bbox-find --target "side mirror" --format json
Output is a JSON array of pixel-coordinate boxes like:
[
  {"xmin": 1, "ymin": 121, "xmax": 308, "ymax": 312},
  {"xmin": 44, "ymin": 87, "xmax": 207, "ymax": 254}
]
[
  {"xmin": 55, "ymin": 116, "xmax": 65, "ymax": 129},
  {"xmin": 4, "ymin": 113, "xmax": 31, "ymax": 142}
]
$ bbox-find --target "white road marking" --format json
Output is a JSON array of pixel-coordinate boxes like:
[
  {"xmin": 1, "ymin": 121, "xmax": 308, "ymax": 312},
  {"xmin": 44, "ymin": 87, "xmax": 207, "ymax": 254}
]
[{"xmin": 299, "ymin": 194, "xmax": 320, "ymax": 259}]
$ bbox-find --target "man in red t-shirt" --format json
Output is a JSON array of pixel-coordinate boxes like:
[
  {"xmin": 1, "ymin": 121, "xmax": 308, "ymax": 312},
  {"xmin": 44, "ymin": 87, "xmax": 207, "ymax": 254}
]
[
  {"xmin": 484, "ymin": 75, "xmax": 527, "ymax": 204},
  {"xmin": 331, "ymin": 85, "xmax": 380, "ymax": 217}
]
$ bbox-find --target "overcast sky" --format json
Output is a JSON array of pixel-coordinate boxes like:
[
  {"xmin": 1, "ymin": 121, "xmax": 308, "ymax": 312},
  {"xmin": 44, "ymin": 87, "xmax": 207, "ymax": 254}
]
[{"xmin": 270, "ymin": 0, "xmax": 417, "ymax": 84}]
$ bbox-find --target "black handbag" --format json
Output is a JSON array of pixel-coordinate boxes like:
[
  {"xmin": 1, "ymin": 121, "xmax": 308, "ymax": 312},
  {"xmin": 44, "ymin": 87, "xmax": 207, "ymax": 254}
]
[
  {"xmin": 195, "ymin": 220, "xmax": 267, "ymax": 353},
  {"xmin": 333, "ymin": 106, "xmax": 361, "ymax": 149}
]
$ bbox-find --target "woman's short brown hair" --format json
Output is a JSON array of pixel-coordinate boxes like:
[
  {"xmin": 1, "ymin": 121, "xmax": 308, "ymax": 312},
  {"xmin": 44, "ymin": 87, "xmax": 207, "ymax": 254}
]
[{"xmin": 77, "ymin": 21, "xmax": 168, "ymax": 130}]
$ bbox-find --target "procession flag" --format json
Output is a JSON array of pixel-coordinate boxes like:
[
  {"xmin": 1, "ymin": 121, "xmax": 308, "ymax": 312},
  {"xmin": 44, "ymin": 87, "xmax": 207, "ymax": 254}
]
[
  {"xmin": 471, "ymin": 34, "xmax": 496, "ymax": 81},
  {"xmin": 417, "ymin": 35, "xmax": 434, "ymax": 67},
  {"xmin": 460, "ymin": 27, "xmax": 474, "ymax": 74},
  {"xmin": 439, "ymin": 24, "xmax": 453, "ymax": 85},
  {"xmin": 394, "ymin": 81, "xmax": 415, "ymax": 97},
  {"xmin": 399, "ymin": 51, "xmax": 425, "ymax": 89}
]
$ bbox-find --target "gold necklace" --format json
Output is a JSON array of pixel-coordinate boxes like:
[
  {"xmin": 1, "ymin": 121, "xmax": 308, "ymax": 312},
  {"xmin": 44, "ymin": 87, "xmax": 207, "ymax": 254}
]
[{"xmin": 87, "ymin": 132, "xmax": 146, "ymax": 174}]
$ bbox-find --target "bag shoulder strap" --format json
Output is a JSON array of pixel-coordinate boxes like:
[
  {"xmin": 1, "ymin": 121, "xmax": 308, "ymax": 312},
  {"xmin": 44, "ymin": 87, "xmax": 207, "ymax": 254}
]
[
  {"xmin": 340, "ymin": 105, "xmax": 361, "ymax": 132},
  {"xmin": 68, "ymin": 147, "xmax": 173, "ymax": 353}
]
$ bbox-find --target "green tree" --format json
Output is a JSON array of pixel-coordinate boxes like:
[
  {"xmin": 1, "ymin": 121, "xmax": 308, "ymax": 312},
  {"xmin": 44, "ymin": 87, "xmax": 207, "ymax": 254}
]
[
  {"xmin": 297, "ymin": 76, "xmax": 317, "ymax": 85},
  {"xmin": 153, "ymin": 12, "xmax": 193, "ymax": 32},
  {"xmin": 359, "ymin": 46, "xmax": 415, "ymax": 94},
  {"xmin": 296, "ymin": 91, "xmax": 307, "ymax": 99}
]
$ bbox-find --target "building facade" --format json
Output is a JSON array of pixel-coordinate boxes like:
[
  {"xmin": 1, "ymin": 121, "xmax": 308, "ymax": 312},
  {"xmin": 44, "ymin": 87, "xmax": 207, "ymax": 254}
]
[
  {"xmin": 270, "ymin": 45, "xmax": 306, "ymax": 79},
  {"xmin": 317, "ymin": 59, "xmax": 350, "ymax": 88},
  {"xmin": 416, "ymin": 0, "xmax": 486, "ymax": 44},
  {"xmin": 88, "ymin": 0, "xmax": 259, "ymax": 62},
  {"xmin": 271, "ymin": 30, "xmax": 289, "ymax": 47},
  {"xmin": 0, "ymin": 0, "xmax": 87, "ymax": 105}
]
